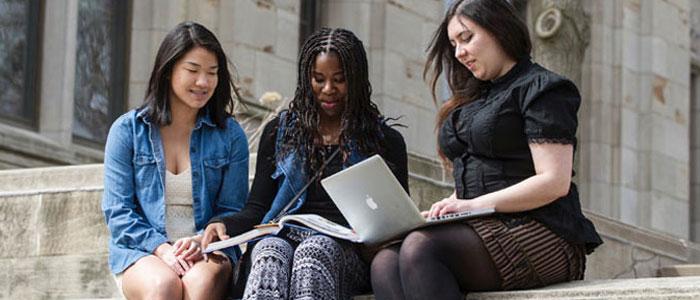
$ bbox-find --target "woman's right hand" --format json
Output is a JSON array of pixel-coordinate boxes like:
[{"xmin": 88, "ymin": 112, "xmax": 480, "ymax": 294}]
[
  {"xmin": 154, "ymin": 242, "xmax": 191, "ymax": 276},
  {"xmin": 421, "ymin": 191, "xmax": 458, "ymax": 218},
  {"xmin": 201, "ymin": 222, "xmax": 230, "ymax": 261}
]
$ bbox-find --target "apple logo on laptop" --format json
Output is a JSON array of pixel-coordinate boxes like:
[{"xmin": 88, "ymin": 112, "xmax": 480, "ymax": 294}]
[{"xmin": 365, "ymin": 194, "xmax": 378, "ymax": 210}]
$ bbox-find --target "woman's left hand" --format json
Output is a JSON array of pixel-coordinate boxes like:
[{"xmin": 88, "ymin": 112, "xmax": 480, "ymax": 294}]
[
  {"xmin": 425, "ymin": 194, "xmax": 482, "ymax": 219},
  {"xmin": 173, "ymin": 235, "xmax": 204, "ymax": 263}
]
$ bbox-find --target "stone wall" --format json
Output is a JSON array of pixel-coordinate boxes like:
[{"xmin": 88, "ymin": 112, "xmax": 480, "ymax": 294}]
[
  {"xmin": 321, "ymin": 0, "xmax": 443, "ymax": 158},
  {"xmin": 0, "ymin": 0, "xmax": 301, "ymax": 170},
  {"xmin": 529, "ymin": 0, "xmax": 694, "ymax": 240},
  {"xmin": 128, "ymin": 0, "xmax": 301, "ymax": 111}
]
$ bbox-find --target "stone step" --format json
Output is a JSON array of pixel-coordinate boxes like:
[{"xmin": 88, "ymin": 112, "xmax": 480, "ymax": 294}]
[
  {"xmin": 3, "ymin": 164, "xmax": 700, "ymax": 299},
  {"xmin": 353, "ymin": 276, "xmax": 700, "ymax": 300},
  {"xmin": 0, "ymin": 158, "xmax": 258, "ymax": 196},
  {"xmin": 657, "ymin": 264, "xmax": 700, "ymax": 277},
  {"xmin": 0, "ymin": 163, "xmax": 103, "ymax": 194},
  {"xmin": 466, "ymin": 276, "xmax": 700, "ymax": 299}
]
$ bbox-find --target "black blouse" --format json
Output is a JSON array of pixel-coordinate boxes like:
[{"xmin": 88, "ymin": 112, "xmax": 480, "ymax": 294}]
[
  {"xmin": 218, "ymin": 117, "xmax": 409, "ymax": 237},
  {"xmin": 438, "ymin": 59, "xmax": 602, "ymax": 252}
]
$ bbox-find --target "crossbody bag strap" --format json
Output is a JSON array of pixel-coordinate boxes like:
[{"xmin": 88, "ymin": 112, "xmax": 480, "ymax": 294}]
[{"xmin": 270, "ymin": 147, "xmax": 341, "ymax": 223}]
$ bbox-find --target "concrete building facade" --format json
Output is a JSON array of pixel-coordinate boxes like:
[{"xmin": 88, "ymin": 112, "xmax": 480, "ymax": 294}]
[{"xmin": 2, "ymin": 0, "xmax": 700, "ymax": 297}]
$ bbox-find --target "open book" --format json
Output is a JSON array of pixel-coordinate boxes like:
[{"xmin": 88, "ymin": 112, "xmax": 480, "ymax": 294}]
[{"xmin": 203, "ymin": 214, "xmax": 361, "ymax": 254}]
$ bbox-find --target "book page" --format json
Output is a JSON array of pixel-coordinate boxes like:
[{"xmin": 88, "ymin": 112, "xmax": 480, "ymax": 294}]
[
  {"xmin": 203, "ymin": 225, "xmax": 281, "ymax": 254},
  {"xmin": 280, "ymin": 214, "xmax": 361, "ymax": 242}
]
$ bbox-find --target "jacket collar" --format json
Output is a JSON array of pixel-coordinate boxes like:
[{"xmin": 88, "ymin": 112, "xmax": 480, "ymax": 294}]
[{"xmin": 136, "ymin": 106, "xmax": 216, "ymax": 129}]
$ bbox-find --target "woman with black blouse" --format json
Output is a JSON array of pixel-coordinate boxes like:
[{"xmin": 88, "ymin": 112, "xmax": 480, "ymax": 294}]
[
  {"xmin": 370, "ymin": 1, "xmax": 603, "ymax": 299},
  {"xmin": 202, "ymin": 28, "xmax": 408, "ymax": 300}
]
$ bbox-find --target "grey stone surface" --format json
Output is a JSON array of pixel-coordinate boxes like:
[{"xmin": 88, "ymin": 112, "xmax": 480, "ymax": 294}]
[
  {"xmin": 2, "ymin": 254, "xmax": 118, "ymax": 299},
  {"xmin": 0, "ymin": 164, "xmax": 103, "ymax": 193},
  {"xmin": 658, "ymin": 264, "xmax": 700, "ymax": 277},
  {"xmin": 355, "ymin": 277, "xmax": 700, "ymax": 299},
  {"xmin": 38, "ymin": 190, "xmax": 108, "ymax": 256},
  {"xmin": 1, "ymin": 154, "xmax": 700, "ymax": 298},
  {"xmin": 0, "ymin": 194, "xmax": 41, "ymax": 258},
  {"xmin": 465, "ymin": 276, "xmax": 700, "ymax": 300},
  {"xmin": 4, "ymin": 0, "xmax": 700, "ymax": 298}
]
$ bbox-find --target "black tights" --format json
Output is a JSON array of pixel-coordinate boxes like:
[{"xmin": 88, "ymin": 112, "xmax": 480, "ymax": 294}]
[{"xmin": 370, "ymin": 223, "xmax": 500, "ymax": 300}]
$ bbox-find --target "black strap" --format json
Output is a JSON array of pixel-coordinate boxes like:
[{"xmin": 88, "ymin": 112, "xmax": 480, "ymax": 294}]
[{"xmin": 271, "ymin": 147, "xmax": 341, "ymax": 223}]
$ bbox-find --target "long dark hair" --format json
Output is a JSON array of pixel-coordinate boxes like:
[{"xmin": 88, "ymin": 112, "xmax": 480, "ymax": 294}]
[
  {"xmin": 141, "ymin": 21, "xmax": 241, "ymax": 128},
  {"xmin": 424, "ymin": 0, "xmax": 531, "ymax": 128},
  {"xmin": 279, "ymin": 27, "xmax": 383, "ymax": 173}
]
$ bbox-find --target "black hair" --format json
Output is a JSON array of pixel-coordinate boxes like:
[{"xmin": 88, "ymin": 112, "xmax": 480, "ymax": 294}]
[
  {"xmin": 424, "ymin": 0, "xmax": 530, "ymax": 163},
  {"xmin": 279, "ymin": 27, "xmax": 384, "ymax": 173},
  {"xmin": 141, "ymin": 21, "xmax": 241, "ymax": 128}
]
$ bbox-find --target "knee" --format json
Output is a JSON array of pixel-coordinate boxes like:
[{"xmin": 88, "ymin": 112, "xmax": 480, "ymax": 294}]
[
  {"xmin": 370, "ymin": 247, "xmax": 400, "ymax": 283},
  {"xmin": 371, "ymin": 248, "xmax": 399, "ymax": 275},
  {"xmin": 146, "ymin": 271, "xmax": 182, "ymax": 299},
  {"xmin": 251, "ymin": 236, "xmax": 294, "ymax": 261},
  {"xmin": 399, "ymin": 230, "xmax": 437, "ymax": 267},
  {"xmin": 294, "ymin": 235, "xmax": 342, "ymax": 263},
  {"xmin": 181, "ymin": 259, "xmax": 231, "ymax": 289}
]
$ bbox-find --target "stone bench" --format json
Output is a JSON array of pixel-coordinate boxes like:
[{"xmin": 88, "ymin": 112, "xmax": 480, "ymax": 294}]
[
  {"xmin": 3, "ymin": 164, "xmax": 700, "ymax": 299},
  {"xmin": 352, "ymin": 276, "xmax": 700, "ymax": 299}
]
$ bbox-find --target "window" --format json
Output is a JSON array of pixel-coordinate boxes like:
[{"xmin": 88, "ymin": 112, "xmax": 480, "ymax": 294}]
[
  {"xmin": 299, "ymin": 0, "xmax": 319, "ymax": 49},
  {"xmin": 72, "ymin": 0, "xmax": 128, "ymax": 145},
  {"xmin": 691, "ymin": 69, "xmax": 700, "ymax": 242},
  {"xmin": 0, "ymin": 0, "xmax": 41, "ymax": 127}
]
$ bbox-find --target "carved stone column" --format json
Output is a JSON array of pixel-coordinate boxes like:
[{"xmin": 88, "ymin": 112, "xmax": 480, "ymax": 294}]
[{"xmin": 527, "ymin": 0, "xmax": 590, "ymax": 85}]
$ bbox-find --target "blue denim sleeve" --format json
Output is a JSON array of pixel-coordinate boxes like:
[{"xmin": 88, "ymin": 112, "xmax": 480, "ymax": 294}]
[
  {"xmin": 101, "ymin": 115, "xmax": 168, "ymax": 254},
  {"xmin": 214, "ymin": 119, "xmax": 249, "ymax": 217},
  {"xmin": 206, "ymin": 119, "xmax": 249, "ymax": 262}
]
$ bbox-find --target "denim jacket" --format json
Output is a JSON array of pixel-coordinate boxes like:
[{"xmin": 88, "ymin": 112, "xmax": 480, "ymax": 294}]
[
  {"xmin": 261, "ymin": 111, "xmax": 366, "ymax": 223},
  {"xmin": 102, "ymin": 108, "xmax": 249, "ymax": 274}
]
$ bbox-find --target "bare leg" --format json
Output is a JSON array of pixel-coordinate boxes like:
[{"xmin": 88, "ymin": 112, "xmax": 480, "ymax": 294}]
[
  {"xmin": 181, "ymin": 251, "xmax": 232, "ymax": 300},
  {"xmin": 122, "ymin": 255, "xmax": 183, "ymax": 300}
]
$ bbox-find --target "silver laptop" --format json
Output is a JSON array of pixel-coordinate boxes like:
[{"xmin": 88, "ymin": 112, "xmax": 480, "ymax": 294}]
[{"xmin": 320, "ymin": 154, "xmax": 495, "ymax": 245}]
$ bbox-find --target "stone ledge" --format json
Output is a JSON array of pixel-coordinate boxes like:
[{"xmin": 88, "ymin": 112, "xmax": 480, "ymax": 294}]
[
  {"xmin": 1, "ymin": 254, "xmax": 117, "ymax": 299},
  {"xmin": 465, "ymin": 276, "xmax": 700, "ymax": 299},
  {"xmin": 354, "ymin": 276, "xmax": 700, "ymax": 300},
  {"xmin": 657, "ymin": 264, "xmax": 700, "ymax": 277},
  {"xmin": 586, "ymin": 211, "xmax": 700, "ymax": 262},
  {"xmin": 0, "ymin": 163, "xmax": 103, "ymax": 193}
]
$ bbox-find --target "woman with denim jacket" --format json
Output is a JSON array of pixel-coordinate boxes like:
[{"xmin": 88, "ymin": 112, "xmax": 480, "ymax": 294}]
[
  {"xmin": 102, "ymin": 22, "xmax": 248, "ymax": 300},
  {"xmin": 202, "ymin": 28, "xmax": 409, "ymax": 300}
]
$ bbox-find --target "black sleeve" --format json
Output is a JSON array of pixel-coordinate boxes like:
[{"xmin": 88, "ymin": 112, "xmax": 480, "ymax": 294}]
[
  {"xmin": 520, "ymin": 78, "xmax": 580, "ymax": 145},
  {"xmin": 380, "ymin": 125, "xmax": 410, "ymax": 195},
  {"xmin": 210, "ymin": 118, "xmax": 281, "ymax": 236}
]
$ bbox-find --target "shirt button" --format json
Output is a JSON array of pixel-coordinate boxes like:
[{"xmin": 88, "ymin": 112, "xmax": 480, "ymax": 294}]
[{"xmin": 191, "ymin": 147, "xmax": 197, "ymax": 153}]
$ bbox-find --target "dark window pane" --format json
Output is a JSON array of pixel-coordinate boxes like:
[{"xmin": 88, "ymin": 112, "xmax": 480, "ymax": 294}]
[
  {"xmin": 73, "ymin": 0, "xmax": 127, "ymax": 145},
  {"xmin": 0, "ymin": 0, "xmax": 32, "ymax": 122},
  {"xmin": 299, "ymin": 0, "xmax": 318, "ymax": 49}
]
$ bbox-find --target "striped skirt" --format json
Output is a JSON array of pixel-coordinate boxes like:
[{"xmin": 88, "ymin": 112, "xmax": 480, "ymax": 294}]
[{"xmin": 466, "ymin": 216, "xmax": 586, "ymax": 290}]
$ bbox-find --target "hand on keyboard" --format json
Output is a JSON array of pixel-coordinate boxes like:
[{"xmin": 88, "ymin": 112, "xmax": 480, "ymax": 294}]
[{"xmin": 427, "ymin": 211, "xmax": 472, "ymax": 222}]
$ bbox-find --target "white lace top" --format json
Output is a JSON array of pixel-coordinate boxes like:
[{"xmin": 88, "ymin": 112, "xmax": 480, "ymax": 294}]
[{"xmin": 165, "ymin": 168, "xmax": 196, "ymax": 241}]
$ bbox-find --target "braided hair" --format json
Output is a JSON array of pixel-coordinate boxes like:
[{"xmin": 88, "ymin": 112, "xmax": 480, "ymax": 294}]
[{"xmin": 278, "ymin": 27, "xmax": 384, "ymax": 174}]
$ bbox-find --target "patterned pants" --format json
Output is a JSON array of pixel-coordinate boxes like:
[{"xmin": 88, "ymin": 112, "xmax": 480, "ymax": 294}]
[{"xmin": 243, "ymin": 234, "xmax": 369, "ymax": 300}]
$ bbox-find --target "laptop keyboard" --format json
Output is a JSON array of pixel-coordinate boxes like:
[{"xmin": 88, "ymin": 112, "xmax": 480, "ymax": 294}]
[{"xmin": 427, "ymin": 210, "xmax": 475, "ymax": 221}]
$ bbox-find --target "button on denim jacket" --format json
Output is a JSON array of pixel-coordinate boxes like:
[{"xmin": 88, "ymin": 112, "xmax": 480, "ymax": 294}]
[
  {"xmin": 261, "ymin": 111, "xmax": 367, "ymax": 223},
  {"xmin": 102, "ymin": 108, "xmax": 249, "ymax": 274}
]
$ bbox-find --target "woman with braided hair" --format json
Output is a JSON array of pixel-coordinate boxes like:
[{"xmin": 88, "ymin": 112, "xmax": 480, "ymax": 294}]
[{"xmin": 202, "ymin": 28, "xmax": 408, "ymax": 300}]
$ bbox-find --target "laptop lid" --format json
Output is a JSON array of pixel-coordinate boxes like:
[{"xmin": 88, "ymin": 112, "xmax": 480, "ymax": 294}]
[{"xmin": 321, "ymin": 155, "xmax": 424, "ymax": 244}]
